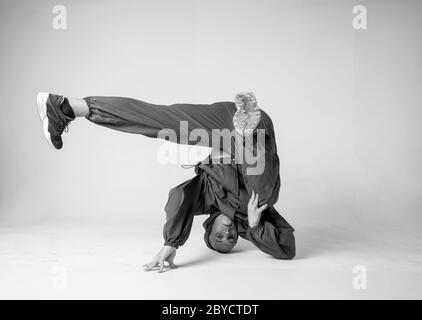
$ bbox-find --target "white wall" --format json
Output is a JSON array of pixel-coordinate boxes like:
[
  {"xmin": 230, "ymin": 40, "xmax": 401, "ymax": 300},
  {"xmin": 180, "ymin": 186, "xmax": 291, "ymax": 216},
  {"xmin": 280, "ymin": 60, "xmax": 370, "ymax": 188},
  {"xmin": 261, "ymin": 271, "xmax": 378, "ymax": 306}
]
[{"xmin": 1, "ymin": 0, "xmax": 421, "ymax": 234}]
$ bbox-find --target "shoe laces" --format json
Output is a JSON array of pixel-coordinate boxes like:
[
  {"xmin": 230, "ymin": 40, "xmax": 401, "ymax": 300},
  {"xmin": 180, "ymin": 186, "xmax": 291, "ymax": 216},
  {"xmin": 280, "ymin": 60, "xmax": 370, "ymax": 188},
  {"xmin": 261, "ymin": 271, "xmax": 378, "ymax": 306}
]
[{"xmin": 57, "ymin": 119, "xmax": 70, "ymax": 134}]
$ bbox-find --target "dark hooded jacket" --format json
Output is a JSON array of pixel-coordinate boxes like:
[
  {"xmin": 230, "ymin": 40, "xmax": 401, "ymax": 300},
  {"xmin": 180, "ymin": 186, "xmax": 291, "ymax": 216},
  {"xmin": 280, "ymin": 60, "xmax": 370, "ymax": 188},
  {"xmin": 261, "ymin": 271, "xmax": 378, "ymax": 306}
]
[{"xmin": 163, "ymin": 109, "xmax": 295, "ymax": 259}]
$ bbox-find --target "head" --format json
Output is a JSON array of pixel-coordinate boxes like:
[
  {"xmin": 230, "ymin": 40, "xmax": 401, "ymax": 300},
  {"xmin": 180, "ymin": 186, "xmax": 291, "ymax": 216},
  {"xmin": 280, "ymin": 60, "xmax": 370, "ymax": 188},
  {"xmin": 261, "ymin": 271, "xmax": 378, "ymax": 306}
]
[{"xmin": 203, "ymin": 212, "xmax": 238, "ymax": 253}]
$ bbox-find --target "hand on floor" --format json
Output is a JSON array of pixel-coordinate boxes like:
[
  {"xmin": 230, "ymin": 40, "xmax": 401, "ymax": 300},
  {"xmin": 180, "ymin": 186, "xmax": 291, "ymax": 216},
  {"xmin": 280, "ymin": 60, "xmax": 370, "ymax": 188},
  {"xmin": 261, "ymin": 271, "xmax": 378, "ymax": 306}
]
[{"xmin": 143, "ymin": 245, "xmax": 178, "ymax": 273}]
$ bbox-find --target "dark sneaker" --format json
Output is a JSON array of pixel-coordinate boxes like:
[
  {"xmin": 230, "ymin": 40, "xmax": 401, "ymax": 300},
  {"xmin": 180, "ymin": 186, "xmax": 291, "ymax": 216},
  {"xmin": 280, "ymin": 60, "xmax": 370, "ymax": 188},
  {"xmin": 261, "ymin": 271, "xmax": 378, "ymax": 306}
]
[{"xmin": 37, "ymin": 92, "xmax": 73, "ymax": 149}]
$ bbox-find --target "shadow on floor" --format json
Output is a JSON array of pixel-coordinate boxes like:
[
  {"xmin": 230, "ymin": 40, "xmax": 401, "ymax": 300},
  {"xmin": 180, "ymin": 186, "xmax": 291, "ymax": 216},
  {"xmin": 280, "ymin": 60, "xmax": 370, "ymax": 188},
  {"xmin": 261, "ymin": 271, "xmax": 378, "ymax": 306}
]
[
  {"xmin": 177, "ymin": 239, "xmax": 255, "ymax": 268},
  {"xmin": 177, "ymin": 225, "xmax": 372, "ymax": 265},
  {"xmin": 294, "ymin": 225, "xmax": 372, "ymax": 260},
  {"xmin": 176, "ymin": 253, "xmax": 215, "ymax": 268}
]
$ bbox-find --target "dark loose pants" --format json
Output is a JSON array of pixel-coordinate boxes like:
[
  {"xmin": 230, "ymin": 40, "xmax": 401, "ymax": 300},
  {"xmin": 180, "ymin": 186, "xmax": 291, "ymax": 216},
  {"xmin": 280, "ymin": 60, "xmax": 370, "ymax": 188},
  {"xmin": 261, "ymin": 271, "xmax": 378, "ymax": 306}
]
[{"xmin": 84, "ymin": 96, "xmax": 237, "ymax": 151}]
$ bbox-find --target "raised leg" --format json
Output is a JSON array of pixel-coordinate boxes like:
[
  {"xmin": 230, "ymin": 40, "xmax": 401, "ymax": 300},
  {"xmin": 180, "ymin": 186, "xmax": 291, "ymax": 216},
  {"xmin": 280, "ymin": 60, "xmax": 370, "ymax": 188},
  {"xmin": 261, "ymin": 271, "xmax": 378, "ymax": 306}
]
[{"xmin": 84, "ymin": 96, "xmax": 237, "ymax": 150}]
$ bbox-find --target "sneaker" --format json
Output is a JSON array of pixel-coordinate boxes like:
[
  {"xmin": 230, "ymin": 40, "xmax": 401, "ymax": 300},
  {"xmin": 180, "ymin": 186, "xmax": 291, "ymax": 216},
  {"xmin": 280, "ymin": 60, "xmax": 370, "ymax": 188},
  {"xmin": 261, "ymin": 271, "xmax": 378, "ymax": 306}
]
[
  {"xmin": 37, "ymin": 92, "xmax": 73, "ymax": 149},
  {"xmin": 233, "ymin": 92, "xmax": 261, "ymax": 136}
]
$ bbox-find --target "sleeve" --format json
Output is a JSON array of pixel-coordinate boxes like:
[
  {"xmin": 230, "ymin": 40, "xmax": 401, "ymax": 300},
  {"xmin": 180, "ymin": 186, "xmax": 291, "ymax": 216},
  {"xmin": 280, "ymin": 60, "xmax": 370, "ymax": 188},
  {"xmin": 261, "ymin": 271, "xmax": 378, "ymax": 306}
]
[
  {"xmin": 241, "ymin": 111, "xmax": 281, "ymax": 208},
  {"xmin": 242, "ymin": 207, "xmax": 296, "ymax": 259},
  {"xmin": 163, "ymin": 174, "xmax": 205, "ymax": 248}
]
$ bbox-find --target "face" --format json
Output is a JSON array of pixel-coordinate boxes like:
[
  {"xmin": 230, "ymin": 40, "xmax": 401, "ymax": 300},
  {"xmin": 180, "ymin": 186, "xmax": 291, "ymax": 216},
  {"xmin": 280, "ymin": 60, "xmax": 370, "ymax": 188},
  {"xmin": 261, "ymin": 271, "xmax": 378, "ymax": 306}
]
[{"xmin": 209, "ymin": 214, "xmax": 238, "ymax": 253}]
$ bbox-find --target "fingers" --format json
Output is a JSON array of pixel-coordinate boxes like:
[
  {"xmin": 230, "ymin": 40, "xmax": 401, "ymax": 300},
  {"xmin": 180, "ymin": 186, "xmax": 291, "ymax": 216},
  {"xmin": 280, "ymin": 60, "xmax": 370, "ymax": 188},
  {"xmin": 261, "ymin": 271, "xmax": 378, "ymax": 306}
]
[
  {"xmin": 143, "ymin": 258, "xmax": 157, "ymax": 270},
  {"xmin": 144, "ymin": 261, "xmax": 170, "ymax": 273},
  {"xmin": 144, "ymin": 263, "xmax": 157, "ymax": 271},
  {"xmin": 248, "ymin": 190, "xmax": 254, "ymax": 206},
  {"xmin": 143, "ymin": 259, "xmax": 158, "ymax": 272},
  {"xmin": 257, "ymin": 203, "xmax": 268, "ymax": 213},
  {"xmin": 144, "ymin": 248, "xmax": 179, "ymax": 273},
  {"xmin": 249, "ymin": 190, "xmax": 257, "ymax": 207},
  {"xmin": 248, "ymin": 190, "xmax": 269, "ymax": 215},
  {"xmin": 159, "ymin": 260, "xmax": 165, "ymax": 273},
  {"xmin": 253, "ymin": 193, "xmax": 259, "ymax": 207}
]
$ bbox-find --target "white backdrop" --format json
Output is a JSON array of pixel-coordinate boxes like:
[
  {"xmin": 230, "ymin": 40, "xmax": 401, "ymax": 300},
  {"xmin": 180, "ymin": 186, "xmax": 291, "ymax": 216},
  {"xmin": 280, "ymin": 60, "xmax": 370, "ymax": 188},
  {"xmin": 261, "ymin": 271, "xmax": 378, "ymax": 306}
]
[
  {"xmin": 1, "ymin": 0, "xmax": 421, "ymax": 227},
  {"xmin": 0, "ymin": 0, "xmax": 421, "ymax": 299}
]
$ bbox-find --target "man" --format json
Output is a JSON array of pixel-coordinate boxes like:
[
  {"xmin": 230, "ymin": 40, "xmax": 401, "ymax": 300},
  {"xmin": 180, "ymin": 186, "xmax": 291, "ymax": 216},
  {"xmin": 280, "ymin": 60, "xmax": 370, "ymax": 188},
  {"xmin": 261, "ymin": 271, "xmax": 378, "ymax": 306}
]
[{"xmin": 36, "ymin": 91, "xmax": 296, "ymax": 273}]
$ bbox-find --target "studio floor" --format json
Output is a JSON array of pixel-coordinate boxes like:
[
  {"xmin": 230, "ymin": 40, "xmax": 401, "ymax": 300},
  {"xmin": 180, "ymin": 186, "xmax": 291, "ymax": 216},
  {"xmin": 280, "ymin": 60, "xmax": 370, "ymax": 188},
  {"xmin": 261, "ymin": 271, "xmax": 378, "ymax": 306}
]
[{"xmin": 0, "ymin": 217, "xmax": 421, "ymax": 299}]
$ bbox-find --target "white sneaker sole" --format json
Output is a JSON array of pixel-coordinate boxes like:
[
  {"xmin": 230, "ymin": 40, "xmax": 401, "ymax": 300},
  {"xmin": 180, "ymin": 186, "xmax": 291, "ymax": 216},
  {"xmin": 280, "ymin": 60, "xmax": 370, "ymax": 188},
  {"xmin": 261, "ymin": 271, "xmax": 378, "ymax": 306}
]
[{"xmin": 37, "ymin": 92, "xmax": 55, "ymax": 149}]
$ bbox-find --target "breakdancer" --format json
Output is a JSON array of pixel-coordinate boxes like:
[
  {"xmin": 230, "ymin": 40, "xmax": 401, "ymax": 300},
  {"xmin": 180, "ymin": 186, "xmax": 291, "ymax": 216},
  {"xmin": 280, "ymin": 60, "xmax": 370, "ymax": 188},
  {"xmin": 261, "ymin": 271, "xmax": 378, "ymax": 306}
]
[{"xmin": 36, "ymin": 92, "xmax": 295, "ymax": 273}]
